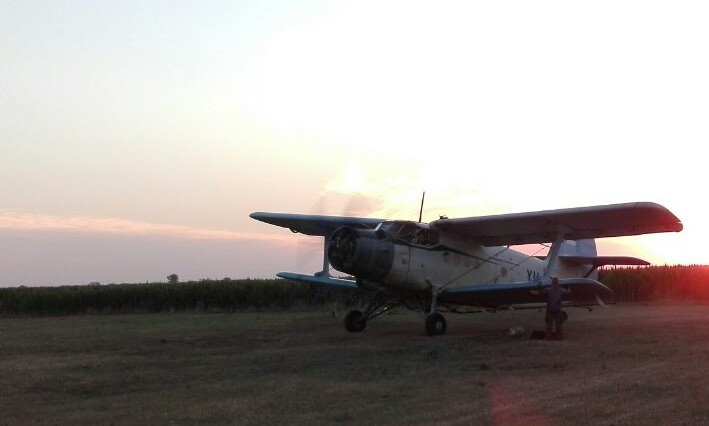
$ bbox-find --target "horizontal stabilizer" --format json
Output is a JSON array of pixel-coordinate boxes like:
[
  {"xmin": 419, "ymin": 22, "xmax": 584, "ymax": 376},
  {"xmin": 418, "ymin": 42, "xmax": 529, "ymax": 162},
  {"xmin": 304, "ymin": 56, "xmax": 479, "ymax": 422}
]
[
  {"xmin": 277, "ymin": 272, "xmax": 359, "ymax": 291},
  {"xmin": 439, "ymin": 278, "xmax": 614, "ymax": 308},
  {"xmin": 559, "ymin": 255, "xmax": 650, "ymax": 267}
]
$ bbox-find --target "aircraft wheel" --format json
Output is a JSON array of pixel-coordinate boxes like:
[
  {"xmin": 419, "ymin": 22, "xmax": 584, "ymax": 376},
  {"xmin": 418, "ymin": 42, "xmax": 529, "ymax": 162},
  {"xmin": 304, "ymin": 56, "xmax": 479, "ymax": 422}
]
[
  {"xmin": 425, "ymin": 313, "xmax": 447, "ymax": 336},
  {"xmin": 344, "ymin": 310, "xmax": 366, "ymax": 332}
]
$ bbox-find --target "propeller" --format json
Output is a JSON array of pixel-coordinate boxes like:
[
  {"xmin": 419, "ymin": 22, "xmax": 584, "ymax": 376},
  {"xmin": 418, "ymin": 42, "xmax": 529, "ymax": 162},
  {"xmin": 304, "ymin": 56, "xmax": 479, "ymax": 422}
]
[
  {"xmin": 294, "ymin": 192, "xmax": 376, "ymax": 276},
  {"xmin": 328, "ymin": 226, "xmax": 358, "ymax": 272}
]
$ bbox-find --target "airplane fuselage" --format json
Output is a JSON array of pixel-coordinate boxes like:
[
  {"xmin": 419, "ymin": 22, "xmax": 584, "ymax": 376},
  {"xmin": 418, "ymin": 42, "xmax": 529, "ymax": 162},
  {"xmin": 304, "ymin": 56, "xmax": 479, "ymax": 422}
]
[
  {"xmin": 328, "ymin": 220, "xmax": 591, "ymax": 295},
  {"xmin": 384, "ymin": 243, "xmax": 545, "ymax": 292}
]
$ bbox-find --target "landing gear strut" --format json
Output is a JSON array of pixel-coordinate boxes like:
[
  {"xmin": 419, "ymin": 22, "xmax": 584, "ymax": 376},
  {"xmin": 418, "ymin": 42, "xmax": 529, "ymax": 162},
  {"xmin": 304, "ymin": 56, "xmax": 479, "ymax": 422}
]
[
  {"xmin": 342, "ymin": 288, "xmax": 449, "ymax": 336},
  {"xmin": 425, "ymin": 288, "xmax": 446, "ymax": 336},
  {"xmin": 343, "ymin": 291, "xmax": 396, "ymax": 333}
]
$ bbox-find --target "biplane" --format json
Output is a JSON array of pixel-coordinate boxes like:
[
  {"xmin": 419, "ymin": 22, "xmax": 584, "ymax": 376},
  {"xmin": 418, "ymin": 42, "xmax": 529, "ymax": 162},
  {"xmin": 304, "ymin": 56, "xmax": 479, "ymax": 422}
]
[{"xmin": 251, "ymin": 202, "xmax": 682, "ymax": 335}]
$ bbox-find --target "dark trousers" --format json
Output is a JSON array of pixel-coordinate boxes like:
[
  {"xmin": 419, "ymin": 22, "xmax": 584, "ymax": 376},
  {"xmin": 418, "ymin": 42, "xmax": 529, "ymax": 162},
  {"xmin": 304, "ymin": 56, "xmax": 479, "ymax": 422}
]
[{"xmin": 545, "ymin": 309, "xmax": 564, "ymax": 334}]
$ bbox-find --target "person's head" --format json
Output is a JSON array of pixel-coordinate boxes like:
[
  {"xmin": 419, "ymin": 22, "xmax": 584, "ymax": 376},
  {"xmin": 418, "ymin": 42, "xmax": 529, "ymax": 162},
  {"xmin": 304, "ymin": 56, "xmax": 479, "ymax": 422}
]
[{"xmin": 551, "ymin": 276, "xmax": 559, "ymax": 286}]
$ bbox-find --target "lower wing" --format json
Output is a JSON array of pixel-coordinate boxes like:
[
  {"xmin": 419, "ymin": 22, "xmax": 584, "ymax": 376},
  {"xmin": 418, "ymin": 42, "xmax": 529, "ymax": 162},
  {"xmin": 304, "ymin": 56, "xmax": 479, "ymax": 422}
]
[
  {"xmin": 439, "ymin": 278, "xmax": 614, "ymax": 308},
  {"xmin": 276, "ymin": 272, "xmax": 359, "ymax": 291},
  {"xmin": 277, "ymin": 273, "xmax": 614, "ymax": 309}
]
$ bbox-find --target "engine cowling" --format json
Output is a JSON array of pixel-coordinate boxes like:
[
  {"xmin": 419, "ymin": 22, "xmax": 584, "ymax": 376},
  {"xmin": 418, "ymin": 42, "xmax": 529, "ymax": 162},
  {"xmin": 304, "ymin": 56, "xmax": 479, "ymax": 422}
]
[{"xmin": 327, "ymin": 226, "xmax": 394, "ymax": 282}]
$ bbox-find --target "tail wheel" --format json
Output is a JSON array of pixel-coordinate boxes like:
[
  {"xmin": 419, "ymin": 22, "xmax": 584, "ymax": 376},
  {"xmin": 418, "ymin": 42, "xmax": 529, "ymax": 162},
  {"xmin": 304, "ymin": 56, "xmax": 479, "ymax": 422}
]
[
  {"xmin": 425, "ymin": 313, "xmax": 447, "ymax": 336},
  {"xmin": 344, "ymin": 310, "xmax": 366, "ymax": 332}
]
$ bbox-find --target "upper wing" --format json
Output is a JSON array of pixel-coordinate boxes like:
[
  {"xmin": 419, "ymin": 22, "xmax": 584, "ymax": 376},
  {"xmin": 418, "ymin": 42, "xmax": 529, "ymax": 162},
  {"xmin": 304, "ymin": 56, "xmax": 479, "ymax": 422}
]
[
  {"xmin": 430, "ymin": 202, "xmax": 682, "ymax": 246},
  {"xmin": 250, "ymin": 212, "xmax": 386, "ymax": 236},
  {"xmin": 439, "ymin": 278, "xmax": 614, "ymax": 308}
]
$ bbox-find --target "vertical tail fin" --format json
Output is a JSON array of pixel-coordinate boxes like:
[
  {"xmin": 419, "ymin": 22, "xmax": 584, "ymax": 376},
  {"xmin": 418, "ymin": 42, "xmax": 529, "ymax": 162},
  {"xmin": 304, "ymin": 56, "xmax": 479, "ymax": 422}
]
[{"xmin": 555, "ymin": 239, "xmax": 598, "ymax": 279}]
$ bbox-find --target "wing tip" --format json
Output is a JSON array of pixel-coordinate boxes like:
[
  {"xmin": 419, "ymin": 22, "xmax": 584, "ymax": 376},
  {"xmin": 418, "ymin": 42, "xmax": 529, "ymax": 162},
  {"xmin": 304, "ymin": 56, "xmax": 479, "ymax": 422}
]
[{"xmin": 637, "ymin": 202, "xmax": 683, "ymax": 231}]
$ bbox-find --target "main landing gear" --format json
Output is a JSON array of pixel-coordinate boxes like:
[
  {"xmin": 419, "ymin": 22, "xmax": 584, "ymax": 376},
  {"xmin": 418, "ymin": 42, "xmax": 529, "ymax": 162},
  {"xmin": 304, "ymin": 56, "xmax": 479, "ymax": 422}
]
[
  {"xmin": 343, "ymin": 289, "xmax": 448, "ymax": 336},
  {"xmin": 343, "ymin": 291, "xmax": 396, "ymax": 333},
  {"xmin": 424, "ymin": 288, "xmax": 446, "ymax": 336},
  {"xmin": 425, "ymin": 312, "xmax": 447, "ymax": 336},
  {"xmin": 344, "ymin": 310, "xmax": 366, "ymax": 332}
]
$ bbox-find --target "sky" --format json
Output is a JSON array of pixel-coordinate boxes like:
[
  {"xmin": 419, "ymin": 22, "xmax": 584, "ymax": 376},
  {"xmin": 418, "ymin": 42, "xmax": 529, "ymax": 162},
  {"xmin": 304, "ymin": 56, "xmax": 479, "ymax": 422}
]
[{"xmin": 1, "ymin": 1, "xmax": 708, "ymax": 286}]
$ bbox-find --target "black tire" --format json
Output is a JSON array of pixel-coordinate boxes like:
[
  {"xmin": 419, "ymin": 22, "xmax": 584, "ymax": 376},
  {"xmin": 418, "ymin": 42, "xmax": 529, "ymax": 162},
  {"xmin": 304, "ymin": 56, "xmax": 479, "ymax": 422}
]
[
  {"xmin": 344, "ymin": 310, "xmax": 366, "ymax": 332},
  {"xmin": 425, "ymin": 312, "xmax": 447, "ymax": 336}
]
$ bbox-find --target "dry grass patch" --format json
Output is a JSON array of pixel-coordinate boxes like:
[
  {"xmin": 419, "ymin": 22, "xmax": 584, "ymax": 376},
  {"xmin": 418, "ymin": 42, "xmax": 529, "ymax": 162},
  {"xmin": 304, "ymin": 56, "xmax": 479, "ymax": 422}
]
[{"xmin": 2, "ymin": 304, "xmax": 709, "ymax": 424}]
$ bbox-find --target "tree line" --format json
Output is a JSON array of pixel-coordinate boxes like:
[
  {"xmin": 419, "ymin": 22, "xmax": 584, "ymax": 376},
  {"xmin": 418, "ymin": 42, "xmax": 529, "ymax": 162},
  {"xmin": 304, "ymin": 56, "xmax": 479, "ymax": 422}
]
[{"xmin": 1, "ymin": 265, "xmax": 708, "ymax": 315}]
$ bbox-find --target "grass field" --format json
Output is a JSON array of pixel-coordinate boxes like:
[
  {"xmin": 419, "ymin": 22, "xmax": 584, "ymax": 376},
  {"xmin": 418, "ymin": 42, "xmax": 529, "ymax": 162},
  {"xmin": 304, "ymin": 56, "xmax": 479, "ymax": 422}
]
[{"xmin": 2, "ymin": 303, "xmax": 709, "ymax": 425}]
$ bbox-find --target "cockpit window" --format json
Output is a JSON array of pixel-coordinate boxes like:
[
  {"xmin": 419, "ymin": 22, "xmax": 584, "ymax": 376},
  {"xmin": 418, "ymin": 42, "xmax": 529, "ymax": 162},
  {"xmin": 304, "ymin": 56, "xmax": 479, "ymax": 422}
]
[
  {"xmin": 411, "ymin": 227, "xmax": 439, "ymax": 246},
  {"xmin": 386, "ymin": 222, "xmax": 439, "ymax": 246}
]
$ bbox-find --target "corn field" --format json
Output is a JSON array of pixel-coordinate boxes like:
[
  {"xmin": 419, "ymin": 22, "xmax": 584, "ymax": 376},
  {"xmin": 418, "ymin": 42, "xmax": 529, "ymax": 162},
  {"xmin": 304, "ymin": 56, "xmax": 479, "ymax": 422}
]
[
  {"xmin": 0, "ymin": 279, "xmax": 354, "ymax": 315},
  {"xmin": 1, "ymin": 265, "xmax": 708, "ymax": 315},
  {"xmin": 600, "ymin": 265, "xmax": 709, "ymax": 302}
]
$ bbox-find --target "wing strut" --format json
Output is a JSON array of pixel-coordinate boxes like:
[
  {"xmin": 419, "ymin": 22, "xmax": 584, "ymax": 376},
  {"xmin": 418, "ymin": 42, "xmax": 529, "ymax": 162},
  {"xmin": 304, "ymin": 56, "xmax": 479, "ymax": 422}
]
[
  {"xmin": 543, "ymin": 233, "xmax": 564, "ymax": 279},
  {"xmin": 427, "ymin": 279, "xmax": 439, "ymax": 314},
  {"xmin": 316, "ymin": 236, "xmax": 331, "ymax": 277}
]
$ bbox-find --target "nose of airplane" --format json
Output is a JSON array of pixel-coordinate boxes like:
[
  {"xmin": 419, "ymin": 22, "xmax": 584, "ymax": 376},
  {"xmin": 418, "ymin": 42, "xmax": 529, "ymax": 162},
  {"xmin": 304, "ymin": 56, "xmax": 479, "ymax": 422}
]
[
  {"xmin": 327, "ymin": 226, "xmax": 394, "ymax": 281},
  {"xmin": 328, "ymin": 226, "xmax": 359, "ymax": 272}
]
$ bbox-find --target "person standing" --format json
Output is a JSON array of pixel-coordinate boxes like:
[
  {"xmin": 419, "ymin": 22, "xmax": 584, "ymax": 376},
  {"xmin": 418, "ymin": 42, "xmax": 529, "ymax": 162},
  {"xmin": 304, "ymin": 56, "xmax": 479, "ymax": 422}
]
[{"xmin": 532, "ymin": 275, "xmax": 571, "ymax": 339}]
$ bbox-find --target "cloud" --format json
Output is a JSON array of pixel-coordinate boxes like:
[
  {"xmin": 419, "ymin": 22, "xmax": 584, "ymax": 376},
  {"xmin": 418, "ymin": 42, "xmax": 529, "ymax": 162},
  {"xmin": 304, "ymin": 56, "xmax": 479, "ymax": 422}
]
[
  {"xmin": 0, "ymin": 211, "xmax": 292, "ymax": 243},
  {"xmin": 0, "ymin": 212, "xmax": 328, "ymax": 286}
]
